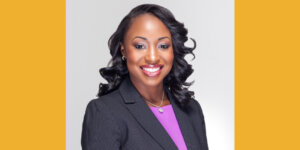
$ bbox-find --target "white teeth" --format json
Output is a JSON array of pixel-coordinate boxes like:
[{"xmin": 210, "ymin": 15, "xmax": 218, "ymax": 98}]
[{"xmin": 143, "ymin": 67, "xmax": 160, "ymax": 72}]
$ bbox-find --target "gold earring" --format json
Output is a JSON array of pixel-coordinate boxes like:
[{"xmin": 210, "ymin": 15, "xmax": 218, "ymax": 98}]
[{"xmin": 122, "ymin": 56, "xmax": 126, "ymax": 61}]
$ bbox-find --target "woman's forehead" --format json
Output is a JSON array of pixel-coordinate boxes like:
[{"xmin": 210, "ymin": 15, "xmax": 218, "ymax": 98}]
[{"xmin": 125, "ymin": 14, "xmax": 171, "ymax": 41}]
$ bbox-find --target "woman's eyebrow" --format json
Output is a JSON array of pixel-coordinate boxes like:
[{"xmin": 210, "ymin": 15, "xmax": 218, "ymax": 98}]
[
  {"xmin": 133, "ymin": 36, "xmax": 147, "ymax": 41},
  {"xmin": 132, "ymin": 36, "xmax": 171, "ymax": 41},
  {"xmin": 158, "ymin": 36, "xmax": 170, "ymax": 41}
]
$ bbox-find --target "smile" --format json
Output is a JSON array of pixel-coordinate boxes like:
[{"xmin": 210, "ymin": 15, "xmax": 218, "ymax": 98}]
[{"xmin": 140, "ymin": 65, "xmax": 163, "ymax": 77}]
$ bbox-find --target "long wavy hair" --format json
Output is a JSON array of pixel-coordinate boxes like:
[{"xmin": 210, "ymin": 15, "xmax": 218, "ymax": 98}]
[{"xmin": 97, "ymin": 4, "xmax": 196, "ymax": 106}]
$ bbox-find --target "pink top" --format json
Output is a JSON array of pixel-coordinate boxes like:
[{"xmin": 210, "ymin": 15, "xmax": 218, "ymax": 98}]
[{"xmin": 150, "ymin": 105, "xmax": 187, "ymax": 150}]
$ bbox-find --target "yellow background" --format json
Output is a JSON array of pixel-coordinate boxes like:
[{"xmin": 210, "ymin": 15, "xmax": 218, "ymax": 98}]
[
  {"xmin": 0, "ymin": 0, "xmax": 65, "ymax": 149},
  {"xmin": 0, "ymin": 0, "xmax": 299, "ymax": 149},
  {"xmin": 235, "ymin": 0, "xmax": 300, "ymax": 149}
]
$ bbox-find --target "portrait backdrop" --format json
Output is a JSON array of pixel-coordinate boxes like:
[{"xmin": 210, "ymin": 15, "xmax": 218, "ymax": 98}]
[{"xmin": 67, "ymin": 0, "xmax": 234, "ymax": 150}]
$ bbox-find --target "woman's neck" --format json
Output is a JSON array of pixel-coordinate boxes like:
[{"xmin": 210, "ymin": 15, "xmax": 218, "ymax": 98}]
[{"xmin": 130, "ymin": 78, "xmax": 169, "ymax": 106}]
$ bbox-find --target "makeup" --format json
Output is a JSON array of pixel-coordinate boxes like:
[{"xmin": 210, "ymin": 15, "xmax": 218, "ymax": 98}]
[{"xmin": 140, "ymin": 64, "xmax": 164, "ymax": 77}]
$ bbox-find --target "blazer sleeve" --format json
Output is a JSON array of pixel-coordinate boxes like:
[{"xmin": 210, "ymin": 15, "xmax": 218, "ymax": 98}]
[
  {"xmin": 195, "ymin": 100, "xmax": 209, "ymax": 150},
  {"xmin": 81, "ymin": 99, "xmax": 121, "ymax": 150}
]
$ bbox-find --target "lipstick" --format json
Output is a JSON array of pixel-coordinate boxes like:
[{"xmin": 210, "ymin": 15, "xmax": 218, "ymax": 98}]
[{"xmin": 140, "ymin": 64, "xmax": 163, "ymax": 77}]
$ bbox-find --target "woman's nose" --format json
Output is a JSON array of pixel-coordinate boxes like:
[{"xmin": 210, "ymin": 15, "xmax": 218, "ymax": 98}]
[{"xmin": 145, "ymin": 46, "xmax": 160, "ymax": 64}]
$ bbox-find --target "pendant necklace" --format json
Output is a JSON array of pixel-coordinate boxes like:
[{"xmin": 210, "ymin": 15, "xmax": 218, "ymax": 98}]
[{"xmin": 144, "ymin": 92, "xmax": 164, "ymax": 113}]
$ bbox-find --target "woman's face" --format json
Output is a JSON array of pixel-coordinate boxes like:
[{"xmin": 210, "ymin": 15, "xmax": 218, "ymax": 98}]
[{"xmin": 121, "ymin": 14, "xmax": 174, "ymax": 88}]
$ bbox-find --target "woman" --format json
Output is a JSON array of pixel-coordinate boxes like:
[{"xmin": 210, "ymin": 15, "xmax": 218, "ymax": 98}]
[{"xmin": 82, "ymin": 4, "xmax": 208, "ymax": 150}]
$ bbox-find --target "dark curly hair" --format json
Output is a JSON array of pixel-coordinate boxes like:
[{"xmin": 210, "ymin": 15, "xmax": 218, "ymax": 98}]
[{"xmin": 97, "ymin": 4, "xmax": 196, "ymax": 106}]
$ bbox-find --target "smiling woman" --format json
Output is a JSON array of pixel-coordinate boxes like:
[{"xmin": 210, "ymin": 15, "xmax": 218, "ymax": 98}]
[
  {"xmin": 121, "ymin": 14, "xmax": 174, "ymax": 98},
  {"xmin": 81, "ymin": 4, "xmax": 208, "ymax": 150}
]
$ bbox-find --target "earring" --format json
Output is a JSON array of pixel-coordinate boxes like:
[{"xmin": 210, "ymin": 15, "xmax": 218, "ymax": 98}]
[{"xmin": 122, "ymin": 56, "xmax": 126, "ymax": 61}]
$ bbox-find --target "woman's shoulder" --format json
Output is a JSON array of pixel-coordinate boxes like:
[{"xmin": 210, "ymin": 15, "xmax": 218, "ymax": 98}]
[
  {"xmin": 181, "ymin": 99, "xmax": 205, "ymax": 119},
  {"xmin": 190, "ymin": 99, "xmax": 204, "ymax": 112},
  {"xmin": 83, "ymin": 89, "xmax": 128, "ymax": 128},
  {"xmin": 87, "ymin": 87, "xmax": 133, "ymax": 113},
  {"xmin": 89, "ymin": 89, "xmax": 122, "ymax": 106},
  {"xmin": 84, "ymin": 89, "xmax": 125, "ymax": 118}
]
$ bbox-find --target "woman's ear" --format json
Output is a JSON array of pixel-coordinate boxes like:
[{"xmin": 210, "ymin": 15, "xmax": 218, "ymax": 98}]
[{"xmin": 120, "ymin": 43, "xmax": 126, "ymax": 57}]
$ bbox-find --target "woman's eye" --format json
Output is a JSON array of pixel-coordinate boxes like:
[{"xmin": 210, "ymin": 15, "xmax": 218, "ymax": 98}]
[
  {"xmin": 158, "ymin": 44, "xmax": 170, "ymax": 49},
  {"xmin": 134, "ymin": 44, "xmax": 146, "ymax": 49}
]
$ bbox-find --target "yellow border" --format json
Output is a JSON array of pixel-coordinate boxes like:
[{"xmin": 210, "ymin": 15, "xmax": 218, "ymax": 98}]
[
  {"xmin": 0, "ymin": 1, "xmax": 65, "ymax": 149},
  {"xmin": 236, "ymin": 0, "xmax": 300, "ymax": 149},
  {"xmin": 1, "ymin": 0, "xmax": 300, "ymax": 149}
]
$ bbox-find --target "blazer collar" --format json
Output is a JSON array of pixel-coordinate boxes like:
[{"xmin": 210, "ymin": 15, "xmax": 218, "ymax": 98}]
[
  {"xmin": 119, "ymin": 77, "xmax": 195, "ymax": 150},
  {"xmin": 119, "ymin": 77, "xmax": 177, "ymax": 149}
]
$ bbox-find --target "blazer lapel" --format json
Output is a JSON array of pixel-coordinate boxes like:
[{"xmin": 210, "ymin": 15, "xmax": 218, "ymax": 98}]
[
  {"xmin": 119, "ymin": 77, "xmax": 178, "ymax": 150},
  {"xmin": 166, "ymin": 90, "xmax": 194, "ymax": 150}
]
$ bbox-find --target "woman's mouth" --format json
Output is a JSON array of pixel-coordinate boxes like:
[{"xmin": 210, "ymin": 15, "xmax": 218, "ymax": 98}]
[{"xmin": 140, "ymin": 65, "xmax": 163, "ymax": 77}]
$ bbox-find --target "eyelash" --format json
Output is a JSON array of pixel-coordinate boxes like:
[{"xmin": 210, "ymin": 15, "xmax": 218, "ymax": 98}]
[
  {"xmin": 134, "ymin": 44, "xmax": 146, "ymax": 49},
  {"xmin": 158, "ymin": 44, "xmax": 170, "ymax": 49},
  {"xmin": 133, "ymin": 44, "xmax": 170, "ymax": 49}
]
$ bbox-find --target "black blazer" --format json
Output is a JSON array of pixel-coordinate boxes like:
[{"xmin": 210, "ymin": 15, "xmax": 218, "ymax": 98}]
[{"xmin": 81, "ymin": 77, "xmax": 209, "ymax": 150}]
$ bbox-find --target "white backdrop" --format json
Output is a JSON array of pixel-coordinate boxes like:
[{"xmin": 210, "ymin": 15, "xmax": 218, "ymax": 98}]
[{"xmin": 67, "ymin": 0, "xmax": 234, "ymax": 150}]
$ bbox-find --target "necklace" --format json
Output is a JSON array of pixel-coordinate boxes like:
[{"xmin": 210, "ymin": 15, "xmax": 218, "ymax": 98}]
[{"xmin": 144, "ymin": 92, "xmax": 164, "ymax": 113}]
